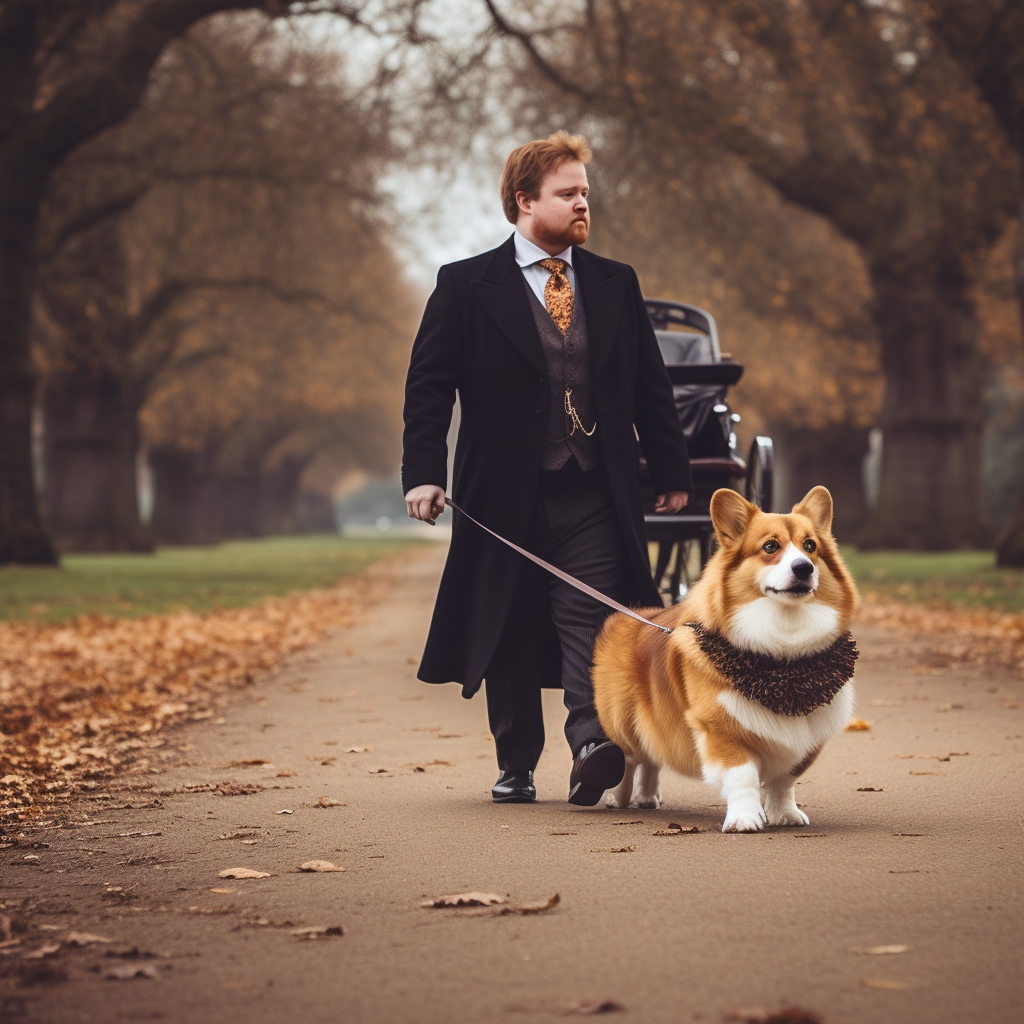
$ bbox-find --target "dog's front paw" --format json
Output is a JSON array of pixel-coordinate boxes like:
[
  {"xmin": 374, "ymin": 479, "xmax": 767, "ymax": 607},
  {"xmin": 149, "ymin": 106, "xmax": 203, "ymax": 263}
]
[
  {"xmin": 767, "ymin": 806, "xmax": 810, "ymax": 827},
  {"xmin": 604, "ymin": 790, "xmax": 628, "ymax": 809},
  {"xmin": 722, "ymin": 805, "xmax": 767, "ymax": 833}
]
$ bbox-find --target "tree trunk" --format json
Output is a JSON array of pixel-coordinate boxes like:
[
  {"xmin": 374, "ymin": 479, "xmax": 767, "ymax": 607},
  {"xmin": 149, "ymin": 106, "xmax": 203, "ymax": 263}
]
[
  {"xmin": 998, "ymin": 194, "xmax": 1024, "ymax": 566},
  {"xmin": 996, "ymin": 472, "xmax": 1024, "ymax": 567},
  {"xmin": 43, "ymin": 369, "xmax": 152, "ymax": 553},
  {"xmin": 216, "ymin": 471, "xmax": 262, "ymax": 538},
  {"xmin": 150, "ymin": 447, "xmax": 220, "ymax": 545},
  {"xmin": 0, "ymin": 0, "xmax": 278, "ymax": 563},
  {"xmin": 859, "ymin": 262, "xmax": 991, "ymax": 549},
  {"xmin": 770, "ymin": 423, "xmax": 871, "ymax": 543},
  {"xmin": 258, "ymin": 458, "xmax": 306, "ymax": 535},
  {"xmin": 297, "ymin": 490, "xmax": 337, "ymax": 533},
  {"xmin": 0, "ymin": 210, "xmax": 57, "ymax": 563}
]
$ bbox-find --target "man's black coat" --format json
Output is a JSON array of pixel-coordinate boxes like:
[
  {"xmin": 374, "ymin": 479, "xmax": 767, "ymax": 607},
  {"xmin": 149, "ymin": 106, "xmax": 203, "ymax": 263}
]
[{"xmin": 402, "ymin": 234, "xmax": 692, "ymax": 697}]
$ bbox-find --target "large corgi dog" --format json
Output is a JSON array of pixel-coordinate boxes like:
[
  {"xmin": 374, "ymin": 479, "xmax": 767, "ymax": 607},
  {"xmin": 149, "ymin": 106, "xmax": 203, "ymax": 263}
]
[{"xmin": 592, "ymin": 486, "xmax": 859, "ymax": 833}]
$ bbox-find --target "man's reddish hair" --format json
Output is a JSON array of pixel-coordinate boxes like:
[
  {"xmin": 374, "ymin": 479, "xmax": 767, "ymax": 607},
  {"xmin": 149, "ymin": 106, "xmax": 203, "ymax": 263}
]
[{"xmin": 500, "ymin": 130, "xmax": 592, "ymax": 224}]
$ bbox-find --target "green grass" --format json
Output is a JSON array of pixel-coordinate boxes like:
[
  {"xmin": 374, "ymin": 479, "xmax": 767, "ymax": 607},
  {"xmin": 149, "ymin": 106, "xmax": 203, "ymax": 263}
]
[
  {"xmin": 0, "ymin": 534, "xmax": 425, "ymax": 623},
  {"xmin": 840, "ymin": 548, "xmax": 1024, "ymax": 614},
  {"xmin": 5, "ymin": 535, "xmax": 1019, "ymax": 623}
]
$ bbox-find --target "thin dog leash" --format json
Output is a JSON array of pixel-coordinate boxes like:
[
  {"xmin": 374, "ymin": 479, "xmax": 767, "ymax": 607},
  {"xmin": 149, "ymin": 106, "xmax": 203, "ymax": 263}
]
[{"xmin": 443, "ymin": 496, "xmax": 674, "ymax": 634}]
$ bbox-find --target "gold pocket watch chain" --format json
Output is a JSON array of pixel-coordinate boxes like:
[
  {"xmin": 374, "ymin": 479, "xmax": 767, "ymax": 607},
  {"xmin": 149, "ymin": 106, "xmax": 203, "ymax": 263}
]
[{"xmin": 564, "ymin": 388, "xmax": 596, "ymax": 437}]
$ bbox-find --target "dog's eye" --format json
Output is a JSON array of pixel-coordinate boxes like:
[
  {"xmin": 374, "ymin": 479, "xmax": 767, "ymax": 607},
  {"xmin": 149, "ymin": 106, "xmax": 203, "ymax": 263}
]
[
  {"xmin": 762, "ymin": 539, "xmax": 780, "ymax": 554},
  {"xmin": 803, "ymin": 539, "xmax": 817, "ymax": 553}
]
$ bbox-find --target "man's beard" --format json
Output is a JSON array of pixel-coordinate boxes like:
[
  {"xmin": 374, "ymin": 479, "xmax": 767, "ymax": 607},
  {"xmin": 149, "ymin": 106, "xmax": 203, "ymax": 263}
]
[{"xmin": 537, "ymin": 216, "xmax": 589, "ymax": 250}]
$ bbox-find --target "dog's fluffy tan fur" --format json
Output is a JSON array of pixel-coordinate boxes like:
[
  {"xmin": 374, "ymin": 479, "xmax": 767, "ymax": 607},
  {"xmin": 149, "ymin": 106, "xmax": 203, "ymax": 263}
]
[{"xmin": 592, "ymin": 486, "xmax": 859, "ymax": 832}]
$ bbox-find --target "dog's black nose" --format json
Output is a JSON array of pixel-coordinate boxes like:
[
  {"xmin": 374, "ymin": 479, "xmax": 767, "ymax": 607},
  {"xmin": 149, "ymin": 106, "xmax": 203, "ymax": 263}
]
[{"xmin": 791, "ymin": 558, "xmax": 814, "ymax": 581}]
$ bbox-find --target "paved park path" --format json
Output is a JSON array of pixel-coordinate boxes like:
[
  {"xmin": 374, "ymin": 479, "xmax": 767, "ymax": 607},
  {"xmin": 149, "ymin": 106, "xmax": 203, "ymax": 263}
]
[{"xmin": 3, "ymin": 544, "xmax": 1023, "ymax": 1023}]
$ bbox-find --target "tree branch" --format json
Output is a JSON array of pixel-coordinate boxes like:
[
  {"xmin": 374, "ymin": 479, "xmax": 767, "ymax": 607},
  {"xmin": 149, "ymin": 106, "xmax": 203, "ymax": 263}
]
[
  {"xmin": 36, "ymin": 184, "xmax": 153, "ymax": 261},
  {"xmin": 1, "ymin": 1, "xmax": 278, "ymax": 186},
  {"xmin": 482, "ymin": 0, "xmax": 596, "ymax": 102}
]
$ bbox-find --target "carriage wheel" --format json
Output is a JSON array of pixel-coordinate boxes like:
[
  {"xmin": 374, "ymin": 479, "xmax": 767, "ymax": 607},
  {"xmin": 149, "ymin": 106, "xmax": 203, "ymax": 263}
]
[
  {"xmin": 746, "ymin": 436, "xmax": 774, "ymax": 511},
  {"xmin": 669, "ymin": 538, "xmax": 705, "ymax": 604}
]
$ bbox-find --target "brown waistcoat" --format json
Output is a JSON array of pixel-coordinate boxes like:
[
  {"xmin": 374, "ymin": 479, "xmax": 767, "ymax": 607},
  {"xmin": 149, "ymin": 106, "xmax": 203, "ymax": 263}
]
[{"xmin": 524, "ymin": 282, "xmax": 600, "ymax": 471}]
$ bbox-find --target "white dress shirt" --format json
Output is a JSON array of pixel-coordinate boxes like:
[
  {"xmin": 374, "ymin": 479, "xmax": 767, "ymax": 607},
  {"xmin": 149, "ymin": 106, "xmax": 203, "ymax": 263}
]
[{"xmin": 513, "ymin": 229, "xmax": 576, "ymax": 307}]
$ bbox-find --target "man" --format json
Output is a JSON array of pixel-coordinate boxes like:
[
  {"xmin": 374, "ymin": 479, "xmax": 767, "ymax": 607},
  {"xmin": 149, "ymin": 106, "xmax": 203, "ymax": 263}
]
[{"xmin": 403, "ymin": 131, "xmax": 691, "ymax": 806}]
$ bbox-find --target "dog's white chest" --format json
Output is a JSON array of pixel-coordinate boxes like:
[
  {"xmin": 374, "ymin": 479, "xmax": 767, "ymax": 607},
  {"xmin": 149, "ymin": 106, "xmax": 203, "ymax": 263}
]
[{"xmin": 717, "ymin": 681, "xmax": 855, "ymax": 761}]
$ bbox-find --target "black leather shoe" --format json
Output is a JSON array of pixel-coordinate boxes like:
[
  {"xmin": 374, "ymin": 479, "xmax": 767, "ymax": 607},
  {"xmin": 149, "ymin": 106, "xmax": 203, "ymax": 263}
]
[
  {"xmin": 568, "ymin": 740, "xmax": 625, "ymax": 806},
  {"xmin": 492, "ymin": 770, "xmax": 536, "ymax": 803}
]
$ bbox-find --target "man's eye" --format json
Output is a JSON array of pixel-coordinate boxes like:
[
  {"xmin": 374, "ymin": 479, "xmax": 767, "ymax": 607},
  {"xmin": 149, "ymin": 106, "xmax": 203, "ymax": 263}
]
[
  {"xmin": 763, "ymin": 540, "xmax": 780, "ymax": 554},
  {"xmin": 803, "ymin": 539, "xmax": 817, "ymax": 553}
]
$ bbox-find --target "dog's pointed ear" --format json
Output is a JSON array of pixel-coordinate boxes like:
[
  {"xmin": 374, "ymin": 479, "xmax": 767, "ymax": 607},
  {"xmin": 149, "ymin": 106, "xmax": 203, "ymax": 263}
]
[
  {"xmin": 793, "ymin": 486, "xmax": 833, "ymax": 535},
  {"xmin": 710, "ymin": 488, "xmax": 758, "ymax": 546}
]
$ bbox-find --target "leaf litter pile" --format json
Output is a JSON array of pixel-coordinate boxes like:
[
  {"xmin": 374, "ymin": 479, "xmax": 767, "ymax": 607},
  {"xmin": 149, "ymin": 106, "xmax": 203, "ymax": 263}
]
[
  {"xmin": 858, "ymin": 601, "xmax": 1024, "ymax": 672},
  {"xmin": 0, "ymin": 582, "xmax": 373, "ymax": 822}
]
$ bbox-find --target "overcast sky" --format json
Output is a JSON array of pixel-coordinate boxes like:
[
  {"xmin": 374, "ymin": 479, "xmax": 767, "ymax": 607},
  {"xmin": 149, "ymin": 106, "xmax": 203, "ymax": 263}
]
[
  {"xmin": 300, "ymin": 0, "xmax": 520, "ymax": 291},
  {"xmin": 381, "ymin": 159, "xmax": 515, "ymax": 290}
]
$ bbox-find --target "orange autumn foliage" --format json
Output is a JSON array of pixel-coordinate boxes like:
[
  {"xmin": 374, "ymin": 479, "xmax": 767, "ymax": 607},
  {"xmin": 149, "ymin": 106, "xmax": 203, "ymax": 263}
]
[{"xmin": 0, "ymin": 572, "xmax": 393, "ymax": 822}]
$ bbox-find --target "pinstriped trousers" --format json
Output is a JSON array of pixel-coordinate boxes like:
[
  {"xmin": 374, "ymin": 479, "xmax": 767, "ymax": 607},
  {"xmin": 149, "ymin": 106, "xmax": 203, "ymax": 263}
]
[{"xmin": 484, "ymin": 458, "xmax": 627, "ymax": 769}]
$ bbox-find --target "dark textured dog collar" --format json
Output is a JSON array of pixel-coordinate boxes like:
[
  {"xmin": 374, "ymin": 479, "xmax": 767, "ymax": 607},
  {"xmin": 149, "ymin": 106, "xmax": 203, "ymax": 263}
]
[{"xmin": 686, "ymin": 623, "xmax": 859, "ymax": 717}]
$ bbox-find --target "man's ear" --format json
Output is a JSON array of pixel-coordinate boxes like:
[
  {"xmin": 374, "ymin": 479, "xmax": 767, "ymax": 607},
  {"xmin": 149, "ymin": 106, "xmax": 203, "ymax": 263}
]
[
  {"xmin": 710, "ymin": 488, "xmax": 758, "ymax": 546},
  {"xmin": 793, "ymin": 486, "xmax": 833, "ymax": 535}
]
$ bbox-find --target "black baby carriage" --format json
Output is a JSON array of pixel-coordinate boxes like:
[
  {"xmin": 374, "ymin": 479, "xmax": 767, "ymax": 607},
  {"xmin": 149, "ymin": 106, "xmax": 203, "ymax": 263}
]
[{"xmin": 640, "ymin": 299, "xmax": 774, "ymax": 603}]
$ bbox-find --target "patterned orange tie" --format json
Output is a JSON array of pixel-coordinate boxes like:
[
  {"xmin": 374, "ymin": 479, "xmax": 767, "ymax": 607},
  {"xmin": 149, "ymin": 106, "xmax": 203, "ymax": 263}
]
[{"xmin": 539, "ymin": 257, "xmax": 573, "ymax": 335}]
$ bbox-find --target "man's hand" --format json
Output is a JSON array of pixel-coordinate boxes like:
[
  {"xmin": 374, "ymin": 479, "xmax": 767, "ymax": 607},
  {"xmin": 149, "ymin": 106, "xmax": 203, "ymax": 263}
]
[
  {"xmin": 405, "ymin": 484, "xmax": 447, "ymax": 525},
  {"xmin": 654, "ymin": 491, "xmax": 690, "ymax": 514}
]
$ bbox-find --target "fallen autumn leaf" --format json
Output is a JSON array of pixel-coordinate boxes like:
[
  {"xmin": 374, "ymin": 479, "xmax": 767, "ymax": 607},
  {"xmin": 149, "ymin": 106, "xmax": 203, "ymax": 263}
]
[
  {"xmin": 563, "ymin": 998, "xmax": 625, "ymax": 1015},
  {"xmin": 725, "ymin": 1008, "xmax": 824, "ymax": 1024},
  {"xmin": 64, "ymin": 932, "xmax": 112, "ymax": 946},
  {"xmin": 310, "ymin": 796, "xmax": 345, "ymax": 808},
  {"xmin": 218, "ymin": 867, "xmax": 272, "ymax": 879},
  {"xmin": 105, "ymin": 964, "xmax": 160, "ymax": 980},
  {"xmin": 298, "ymin": 860, "xmax": 346, "ymax": 873},
  {"xmin": 290, "ymin": 926, "xmax": 344, "ymax": 940},
  {"xmin": 22, "ymin": 943, "xmax": 61, "ymax": 960},
  {"xmin": 456, "ymin": 894, "xmax": 560, "ymax": 917},
  {"xmin": 422, "ymin": 892, "xmax": 506, "ymax": 908}
]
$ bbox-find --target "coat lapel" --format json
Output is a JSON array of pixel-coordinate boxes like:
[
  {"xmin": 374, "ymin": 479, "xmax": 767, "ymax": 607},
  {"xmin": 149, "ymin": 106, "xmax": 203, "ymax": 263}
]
[
  {"xmin": 574, "ymin": 246, "xmax": 622, "ymax": 374},
  {"xmin": 470, "ymin": 235, "xmax": 546, "ymax": 375}
]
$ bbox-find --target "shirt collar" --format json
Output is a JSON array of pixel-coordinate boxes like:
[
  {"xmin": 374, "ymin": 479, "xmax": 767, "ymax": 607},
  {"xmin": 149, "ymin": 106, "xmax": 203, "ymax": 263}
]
[{"xmin": 513, "ymin": 229, "xmax": 573, "ymax": 269}]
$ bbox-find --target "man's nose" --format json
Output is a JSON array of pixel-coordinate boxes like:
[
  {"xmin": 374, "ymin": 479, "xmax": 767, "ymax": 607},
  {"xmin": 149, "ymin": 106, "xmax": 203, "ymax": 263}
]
[{"xmin": 791, "ymin": 559, "xmax": 814, "ymax": 581}]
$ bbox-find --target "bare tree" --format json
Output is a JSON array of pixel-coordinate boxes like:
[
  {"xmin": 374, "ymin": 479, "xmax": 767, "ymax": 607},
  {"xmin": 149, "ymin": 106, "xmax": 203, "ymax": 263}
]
[
  {"xmin": 484, "ymin": 0, "xmax": 1019, "ymax": 549},
  {"xmin": 142, "ymin": 272, "xmax": 414, "ymax": 543},
  {"xmin": 33, "ymin": 14, "xmax": 400, "ymax": 552},
  {"xmin": 0, "ymin": 0, "xmax": 416, "ymax": 563},
  {"xmin": 925, "ymin": 0, "xmax": 1024, "ymax": 564}
]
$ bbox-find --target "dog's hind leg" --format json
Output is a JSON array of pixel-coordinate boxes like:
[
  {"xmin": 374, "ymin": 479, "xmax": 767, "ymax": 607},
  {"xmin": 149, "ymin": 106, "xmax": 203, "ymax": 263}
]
[
  {"xmin": 632, "ymin": 762, "xmax": 662, "ymax": 809},
  {"xmin": 764, "ymin": 775, "xmax": 810, "ymax": 827},
  {"xmin": 604, "ymin": 758, "xmax": 637, "ymax": 808},
  {"xmin": 764, "ymin": 747, "xmax": 818, "ymax": 826}
]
